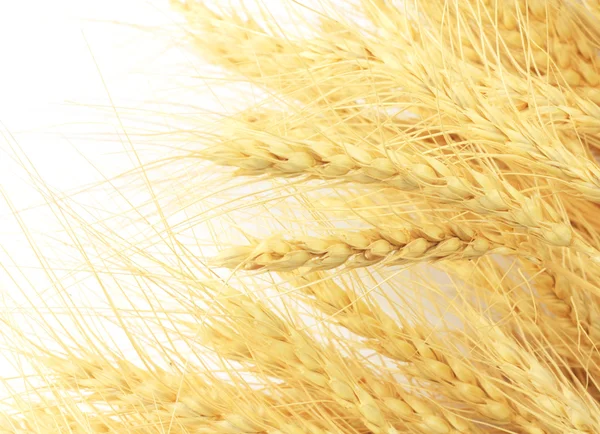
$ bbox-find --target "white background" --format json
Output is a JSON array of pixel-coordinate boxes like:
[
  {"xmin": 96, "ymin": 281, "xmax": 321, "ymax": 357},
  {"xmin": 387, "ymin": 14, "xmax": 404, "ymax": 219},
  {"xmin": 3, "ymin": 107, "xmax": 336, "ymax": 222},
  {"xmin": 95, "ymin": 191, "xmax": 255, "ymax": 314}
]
[
  {"xmin": 0, "ymin": 0, "xmax": 194, "ymax": 382},
  {"xmin": 0, "ymin": 0, "xmax": 183, "ymax": 191}
]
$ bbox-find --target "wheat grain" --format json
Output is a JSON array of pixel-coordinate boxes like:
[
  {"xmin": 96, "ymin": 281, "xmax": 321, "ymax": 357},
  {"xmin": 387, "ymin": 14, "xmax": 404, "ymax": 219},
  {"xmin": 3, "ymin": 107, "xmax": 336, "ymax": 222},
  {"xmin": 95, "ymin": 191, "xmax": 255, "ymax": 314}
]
[
  {"xmin": 442, "ymin": 257, "xmax": 600, "ymax": 382},
  {"xmin": 3, "ymin": 1, "xmax": 600, "ymax": 434},
  {"xmin": 202, "ymin": 123, "xmax": 584, "ymax": 249},
  {"xmin": 197, "ymin": 102, "xmax": 600, "ymax": 260}
]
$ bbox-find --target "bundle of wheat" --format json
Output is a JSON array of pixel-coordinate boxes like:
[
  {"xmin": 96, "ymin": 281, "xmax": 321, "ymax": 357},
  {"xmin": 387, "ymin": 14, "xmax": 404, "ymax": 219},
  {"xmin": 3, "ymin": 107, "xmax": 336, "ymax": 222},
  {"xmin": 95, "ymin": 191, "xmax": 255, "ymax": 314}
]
[{"xmin": 2, "ymin": 0, "xmax": 600, "ymax": 433}]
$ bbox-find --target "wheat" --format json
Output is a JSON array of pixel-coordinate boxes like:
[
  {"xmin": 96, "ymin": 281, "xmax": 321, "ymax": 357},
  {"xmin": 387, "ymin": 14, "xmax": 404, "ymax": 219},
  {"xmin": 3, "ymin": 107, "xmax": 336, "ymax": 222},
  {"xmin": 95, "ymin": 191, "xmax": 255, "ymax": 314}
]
[
  {"xmin": 443, "ymin": 257, "xmax": 600, "ymax": 381},
  {"xmin": 468, "ymin": 314, "xmax": 600, "ymax": 432},
  {"xmin": 183, "ymin": 3, "xmax": 600, "ymax": 203},
  {"xmin": 212, "ymin": 225, "xmax": 512, "ymax": 272},
  {"xmin": 192, "ymin": 285, "xmax": 477, "ymax": 433},
  {"xmin": 282, "ymin": 272, "xmax": 560, "ymax": 432},
  {"xmin": 17, "ymin": 352, "xmax": 343, "ymax": 434},
  {"xmin": 417, "ymin": 0, "xmax": 599, "ymax": 87},
  {"xmin": 3, "ymin": 0, "xmax": 600, "ymax": 433},
  {"xmin": 195, "ymin": 98, "xmax": 600, "ymax": 262},
  {"xmin": 202, "ymin": 123, "xmax": 584, "ymax": 249}
]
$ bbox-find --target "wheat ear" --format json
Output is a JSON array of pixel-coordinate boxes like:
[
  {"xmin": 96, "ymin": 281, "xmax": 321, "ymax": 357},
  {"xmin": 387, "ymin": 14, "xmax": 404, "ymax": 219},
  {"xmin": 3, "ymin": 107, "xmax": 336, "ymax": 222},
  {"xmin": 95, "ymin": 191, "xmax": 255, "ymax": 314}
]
[
  {"xmin": 443, "ymin": 257, "xmax": 600, "ymax": 380},
  {"xmin": 194, "ymin": 285, "xmax": 477, "ymax": 433},
  {"xmin": 182, "ymin": 2, "xmax": 600, "ymax": 204},
  {"xmin": 212, "ymin": 225, "xmax": 511, "ymax": 272},
  {"xmin": 28, "ymin": 353, "xmax": 342, "ymax": 434},
  {"xmin": 468, "ymin": 314, "xmax": 600, "ymax": 432},
  {"xmin": 417, "ymin": 0, "xmax": 599, "ymax": 87},
  {"xmin": 283, "ymin": 272, "xmax": 559, "ymax": 432}
]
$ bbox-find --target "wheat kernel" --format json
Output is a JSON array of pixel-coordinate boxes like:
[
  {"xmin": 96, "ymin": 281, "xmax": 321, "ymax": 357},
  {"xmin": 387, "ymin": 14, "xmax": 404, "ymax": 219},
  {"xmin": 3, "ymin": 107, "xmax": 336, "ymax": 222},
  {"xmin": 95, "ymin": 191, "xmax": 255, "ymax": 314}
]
[
  {"xmin": 369, "ymin": 239, "xmax": 393, "ymax": 256},
  {"xmin": 382, "ymin": 228, "xmax": 410, "ymax": 246},
  {"xmin": 482, "ymin": 401, "xmax": 512, "ymax": 421},
  {"xmin": 445, "ymin": 176, "xmax": 473, "ymax": 199},
  {"xmin": 423, "ymin": 415, "xmax": 451, "ymax": 433},
  {"xmin": 384, "ymin": 398, "xmax": 413, "ymax": 418},
  {"xmin": 226, "ymin": 414, "xmax": 263, "ymax": 432},
  {"xmin": 417, "ymin": 224, "xmax": 446, "ymax": 241},
  {"xmin": 324, "ymin": 154, "xmax": 355, "ymax": 176},
  {"xmin": 432, "ymin": 237, "xmax": 462, "ymax": 256},
  {"xmin": 403, "ymin": 238, "xmax": 430, "ymax": 257},
  {"xmin": 282, "ymin": 152, "xmax": 316, "ymax": 172},
  {"xmin": 447, "ymin": 359, "xmax": 477, "ymax": 384},
  {"xmin": 302, "ymin": 369, "xmax": 329, "ymax": 387},
  {"xmin": 456, "ymin": 382, "xmax": 487, "ymax": 403},
  {"xmin": 384, "ymin": 341, "xmax": 417, "ymax": 361},
  {"xmin": 346, "ymin": 144, "xmax": 373, "ymax": 165},
  {"xmin": 541, "ymin": 223, "xmax": 572, "ymax": 246},
  {"xmin": 360, "ymin": 403, "xmax": 386, "ymax": 427},
  {"xmin": 563, "ymin": 69, "xmax": 582, "ymax": 86},
  {"xmin": 341, "ymin": 232, "xmax": 372, "ymax": 249},
  {"xmin": 423, "ymin": 359, "xmax": 454, "ymax": 382},
  {"xmin": 412, "ymin": 164, "xmax": 438, "ymax": 183},
  {"xmin": 330, "ymin": 379, "xmax": 355, "ymax": 402}
]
